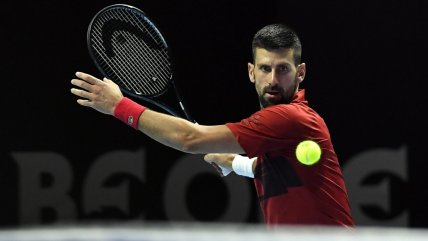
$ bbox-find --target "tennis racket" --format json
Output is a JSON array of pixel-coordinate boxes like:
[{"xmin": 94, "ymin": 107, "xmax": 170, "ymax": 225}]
[{"xmin": 87, "ymin": 4, "xmax": 194, "ymax": 121}]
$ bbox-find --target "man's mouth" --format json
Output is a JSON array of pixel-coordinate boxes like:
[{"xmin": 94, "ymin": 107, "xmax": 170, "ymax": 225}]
[{"xmin": 265, "ymin": 91, "xmax": 280, "ymax": 99}]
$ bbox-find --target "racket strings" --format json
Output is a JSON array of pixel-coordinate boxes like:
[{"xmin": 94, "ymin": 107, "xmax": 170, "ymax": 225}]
[
  {"xmin": 102, "ymin": 9, "xmax": 170, "ymax": 94},
  {"xmin": 104, "ymin": 9, "xmax": 169, "ymax": 94},
  {"xmin": 89, "ymin": 7, "xmax": 172, "ymax": 96},
  {"xmin": 116, "ymin": 9, "xmax": 171, "ymax": 92},
  {"xmin": 91, "ymin": 34, "xmax": 137, "ymax": 91},
  {"xmin": 91, "ymin": 28, "xmax": 145, "ymax": 95},
  {"xmin": 117, "ymin": 8, "xmax": 172, "ymax": 91},
  {"xmin": 109, "ymin": 10, "xmax": 161, "ymax": 94},
  {"xmin": 92, "ymin": 24, "xmax": 141, "ymax": 92}
]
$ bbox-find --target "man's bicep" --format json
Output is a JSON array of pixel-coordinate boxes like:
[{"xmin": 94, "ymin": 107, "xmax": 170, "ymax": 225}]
[{"xmin": 196, "ymin": 125, "xmax": 245, "ymax": 154}]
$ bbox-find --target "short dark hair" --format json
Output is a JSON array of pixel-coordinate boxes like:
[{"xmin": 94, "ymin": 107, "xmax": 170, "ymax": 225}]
[{"xmin": 251, "ymin": 24, "xmax": 302, "ymax": 65}]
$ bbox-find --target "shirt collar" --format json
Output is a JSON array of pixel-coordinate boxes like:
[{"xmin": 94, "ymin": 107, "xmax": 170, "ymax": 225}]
[{"xmin": 291, "ymin": 89, "xmax": 306, "ymax": 103}]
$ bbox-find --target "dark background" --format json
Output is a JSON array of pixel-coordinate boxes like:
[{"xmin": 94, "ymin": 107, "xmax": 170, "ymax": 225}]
[{"xmin": 1, "ymin": 0, "xmax": 427, "ymax": 228}]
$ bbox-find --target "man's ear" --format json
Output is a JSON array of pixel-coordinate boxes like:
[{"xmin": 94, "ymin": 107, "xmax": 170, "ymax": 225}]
[
  {"xmin": 248, "ymin": 62, "xmax": 255, "ymax": 83},
  {"xmin": 297, "ymin": 63, "xmax": 306, "ymax": 83}
]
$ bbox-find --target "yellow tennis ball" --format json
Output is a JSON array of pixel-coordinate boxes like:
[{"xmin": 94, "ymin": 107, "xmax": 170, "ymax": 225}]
[{"xmin": 296, "ymin": 140, "xmax": 322, "ymax": 165}]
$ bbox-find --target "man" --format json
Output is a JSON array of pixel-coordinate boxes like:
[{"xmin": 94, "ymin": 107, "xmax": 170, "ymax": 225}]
[{"xmin": 71, "ymin": 24, "xmax": 354, "ymax": 227}]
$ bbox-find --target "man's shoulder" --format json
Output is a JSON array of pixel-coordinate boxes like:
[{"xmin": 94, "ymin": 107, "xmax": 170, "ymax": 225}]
[{"xmin": 262, "ymin": 102, "xmax": 309, "ymax": 115}]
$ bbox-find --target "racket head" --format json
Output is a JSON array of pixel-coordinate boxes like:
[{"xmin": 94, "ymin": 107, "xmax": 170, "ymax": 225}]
[{"xmin": 87, "ymin": 4, "xmax": 173, "ymax": 99}]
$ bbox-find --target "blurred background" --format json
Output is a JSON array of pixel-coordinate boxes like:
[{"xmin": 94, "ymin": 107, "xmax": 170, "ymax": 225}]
[{"xmin": 1, "ymin": 0, "xmax": 427, "ymax": 229}]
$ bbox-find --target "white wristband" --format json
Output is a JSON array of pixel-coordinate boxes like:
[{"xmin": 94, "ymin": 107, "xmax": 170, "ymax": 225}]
[{"xmin": 232, "ymin": 155, "xmax": 256, "ymax": 178}]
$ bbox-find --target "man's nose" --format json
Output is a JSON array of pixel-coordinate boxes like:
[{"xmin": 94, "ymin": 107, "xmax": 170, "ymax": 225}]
[{"xmin": 269, "ymin": 69, "xmax": 279, "ymax": 85}]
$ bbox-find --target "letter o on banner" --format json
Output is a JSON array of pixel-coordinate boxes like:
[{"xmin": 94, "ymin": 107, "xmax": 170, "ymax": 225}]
[{"xmin": 164, "ymin": 154, "xmax": 252, "ymax": 222}]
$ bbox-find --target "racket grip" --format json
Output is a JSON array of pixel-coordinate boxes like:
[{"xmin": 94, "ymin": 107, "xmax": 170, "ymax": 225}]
[{"xmin": 113, "ymin": 97, "xmax": 146, "ymax": 129}]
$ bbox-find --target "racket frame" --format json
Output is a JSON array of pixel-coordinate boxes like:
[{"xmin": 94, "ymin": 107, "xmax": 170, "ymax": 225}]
[{"xmin": 86, "ymin": 4, "xmax": 193, "ymax": 120}]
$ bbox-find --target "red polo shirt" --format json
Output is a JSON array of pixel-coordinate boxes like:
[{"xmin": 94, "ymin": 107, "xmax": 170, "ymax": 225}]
[{"xmin": 226, "ymin": 89, "xmax": 354, "ymax": 227}]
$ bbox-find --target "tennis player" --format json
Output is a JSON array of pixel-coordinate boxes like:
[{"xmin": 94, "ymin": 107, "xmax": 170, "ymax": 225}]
[{"xmin": 71, "ymin": 24, "xmax": 354, "ymax": 227}]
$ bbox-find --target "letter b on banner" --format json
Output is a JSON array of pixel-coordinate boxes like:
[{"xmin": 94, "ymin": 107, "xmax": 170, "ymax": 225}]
[{"xmin": 13, "ymin": 152, "xmax": 76, "ymax": 224}]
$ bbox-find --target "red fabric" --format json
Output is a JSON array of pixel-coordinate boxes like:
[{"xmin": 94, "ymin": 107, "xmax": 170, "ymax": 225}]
[
  {"xmin": 113, "ymin": 97, "xmax": 146, "ymax": 129},
  {"xmin": 226, "ymin": 89, "xmax": 354, "ymax": 227}
]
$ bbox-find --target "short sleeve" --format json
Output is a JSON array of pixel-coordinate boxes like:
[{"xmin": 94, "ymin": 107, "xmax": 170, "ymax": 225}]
[{"xmin": 226, "ymin": 104, "xmax": 306, "ymax": 157}]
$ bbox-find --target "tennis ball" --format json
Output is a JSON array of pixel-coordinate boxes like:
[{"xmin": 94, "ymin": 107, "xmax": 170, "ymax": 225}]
[{"xmin": 296, "ymin": 140, "xmax": 322, "ymax": 165}]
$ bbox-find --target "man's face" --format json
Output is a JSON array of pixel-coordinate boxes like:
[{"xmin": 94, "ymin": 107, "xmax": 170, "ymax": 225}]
[{"xmin": 248, "ymin": 48, "xmax": 305, "ymax": 108}]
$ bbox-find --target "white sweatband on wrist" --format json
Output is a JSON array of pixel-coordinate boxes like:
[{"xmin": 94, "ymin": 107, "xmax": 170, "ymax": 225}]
[{"xmin": 232, "ymin": 155, "xmax": 256, "ymax": 178}]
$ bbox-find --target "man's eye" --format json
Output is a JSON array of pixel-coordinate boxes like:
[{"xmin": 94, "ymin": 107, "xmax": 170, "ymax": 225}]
[
  {"xmin": 260, "ymin": 66, "xmax": 271, "ymax": 72},
  {"xmin": 278, "ymin": 66, "xmax": 289, "ymax": 73}
]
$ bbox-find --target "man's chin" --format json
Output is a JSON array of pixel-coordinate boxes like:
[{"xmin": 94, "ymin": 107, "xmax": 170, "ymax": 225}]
[
  {"xmin": 260, "ymin": 99, "xmax": 280, "ymax": 108},
  {"xmin": 261, "ymin": 97, "xmax": 292, "ymax": 107}
]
